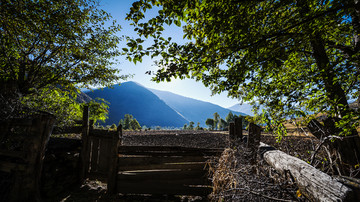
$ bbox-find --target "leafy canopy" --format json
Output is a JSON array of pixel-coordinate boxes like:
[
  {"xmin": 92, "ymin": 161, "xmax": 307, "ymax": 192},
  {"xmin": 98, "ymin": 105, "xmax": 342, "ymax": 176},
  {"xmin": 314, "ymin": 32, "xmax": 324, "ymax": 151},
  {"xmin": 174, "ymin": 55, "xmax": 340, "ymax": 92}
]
[
  {"xmin": 125, "ymin": 0, "xmax": 360, "ymax": 135},
  {"xmin": 0, "ymin": 0, "xmax": 128, "ymax": 95}
]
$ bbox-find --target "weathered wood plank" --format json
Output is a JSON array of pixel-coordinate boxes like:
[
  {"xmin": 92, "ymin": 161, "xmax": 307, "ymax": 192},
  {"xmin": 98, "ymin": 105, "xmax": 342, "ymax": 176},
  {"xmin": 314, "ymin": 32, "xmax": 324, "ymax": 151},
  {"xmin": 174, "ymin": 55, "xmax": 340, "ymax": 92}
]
[
  {"xmin": 118, "ymin": 156, "xmax": 207, "ymax": 167},
  {"xmin": 260, "ymin": 142, "xmax": 354, "ymax": 202},
  {"xmin": 117, "ymin": 170, "xmax": 208, "ymax": 181},
  {"xmin": 107, "ymin": 124, "xmax": 122, "ymax": 195},
  {"xmin": 0, "ymin": 118, "xmax": 33, "ymax": 126},
  {"xmin": 89, "ymin": 129, "xmax": 116, "ymax": 139},
  {"xmin": 119, "ymin": 145, "xmax": 223, "ymax": 152},
  {"xmin": 0, "ymin": 150, "xmax": 26, "ymax": 159},
  {"xmin": 234, "ymin": 117, "xmax": 243, "ymax": 140},
  {"xmin": 52, "ymin": 126, "xmax": 82, "ymax": 134},
  {"xmin": 0, "ymin": 160, "xmax": 27, "ymax": 172},
  {"xmin": 98, "ymin": 138, "xmax": 111, "ymax": 173},
  {"xmin": 117, "ymin": 181, "xmax": 212, "ymax": 196},
  {"xmin": 80, "ymin": 105, "xmax": 90, "ymax": 181},
  {"xmin": 90, "ymin": 137, "xmax": 100, "ymax": 172},
  {"xmin": 118, "ymin": 146, "xmax": 222, "ymax": 156},
  {"xmin": 118, "ymin": 162, "xmax": 206, "ymax": 171}
]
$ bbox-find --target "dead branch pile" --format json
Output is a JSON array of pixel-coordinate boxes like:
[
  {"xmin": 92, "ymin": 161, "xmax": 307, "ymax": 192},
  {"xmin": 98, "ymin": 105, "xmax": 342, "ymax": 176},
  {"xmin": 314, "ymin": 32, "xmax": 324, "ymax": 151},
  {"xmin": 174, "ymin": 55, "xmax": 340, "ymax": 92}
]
[{"xmin": 209, "ymin": 145, "xmax": 307, "ymax": 201}]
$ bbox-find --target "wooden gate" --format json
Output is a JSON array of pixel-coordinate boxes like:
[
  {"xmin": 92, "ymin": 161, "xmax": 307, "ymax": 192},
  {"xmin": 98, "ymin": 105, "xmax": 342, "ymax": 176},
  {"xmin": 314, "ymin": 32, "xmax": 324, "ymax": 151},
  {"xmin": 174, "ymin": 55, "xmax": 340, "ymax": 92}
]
[
  {"xmin": 115, "ymin": 146, "xmax": 222, "ymax": 196},
  {"xmin": 80, "ymin": 125, "xmax": 223, "ymax": 197}
]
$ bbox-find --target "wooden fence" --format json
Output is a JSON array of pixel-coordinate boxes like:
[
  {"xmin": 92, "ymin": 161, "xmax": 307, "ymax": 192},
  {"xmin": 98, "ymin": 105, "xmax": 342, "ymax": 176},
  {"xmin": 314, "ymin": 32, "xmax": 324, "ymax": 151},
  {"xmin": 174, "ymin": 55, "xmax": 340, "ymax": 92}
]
[
  {"xmin": 77, "ymin": 107, "xmax": 224, "ymax": 197},
  {"xmin": 113, "ymin": 145, "xmax": 222, "ymax": 196},
  {"xmin": 80, "ymin": 126, "xmax": 223, "ymax": 197},
  {"xmin": 0, "ymin": 113, "xmax": 56, "ymax": 201}
]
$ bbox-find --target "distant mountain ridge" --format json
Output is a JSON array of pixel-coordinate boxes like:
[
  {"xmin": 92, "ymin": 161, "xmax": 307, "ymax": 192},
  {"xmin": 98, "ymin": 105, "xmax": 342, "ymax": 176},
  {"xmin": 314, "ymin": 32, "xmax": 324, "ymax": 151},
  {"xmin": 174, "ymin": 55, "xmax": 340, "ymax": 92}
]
[
  {"xmin": 86, "ymin": 82, "xmax": 188, "ymax": 127},
  {"xmin": 150, "ymin": 89, "xmax": 247, "ymax": 127},
  {"xmin": 85, "ymin": 81, "xmax": 248, "ymax": 127},
  {"xmin": 228, "ymin": 103, "xmax": 254, "ymax": 116}
]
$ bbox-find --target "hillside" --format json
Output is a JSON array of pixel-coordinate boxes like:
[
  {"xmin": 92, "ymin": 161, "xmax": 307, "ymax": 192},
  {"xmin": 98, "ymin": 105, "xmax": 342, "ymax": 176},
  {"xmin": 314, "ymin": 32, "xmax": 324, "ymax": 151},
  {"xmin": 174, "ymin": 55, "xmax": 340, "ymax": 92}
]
[
  {"xmin": 228, "ymin": 103, "xmax": 254, "ymax": 116},
  {"xmin": 150, "ymin": 89, "xmax": 247, "ymax": 127},
  {"xmin": 86, "ymin": 82, "xmax": 188, "ymax": 127}
]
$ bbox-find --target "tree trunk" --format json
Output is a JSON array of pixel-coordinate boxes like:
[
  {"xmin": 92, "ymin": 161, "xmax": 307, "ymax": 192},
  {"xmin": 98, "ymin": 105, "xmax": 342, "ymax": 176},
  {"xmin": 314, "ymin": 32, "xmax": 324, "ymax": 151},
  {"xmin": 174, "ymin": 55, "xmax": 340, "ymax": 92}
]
[{"xmin": 310, "ymin": 35, "xmax": 360, "ymax": 166}]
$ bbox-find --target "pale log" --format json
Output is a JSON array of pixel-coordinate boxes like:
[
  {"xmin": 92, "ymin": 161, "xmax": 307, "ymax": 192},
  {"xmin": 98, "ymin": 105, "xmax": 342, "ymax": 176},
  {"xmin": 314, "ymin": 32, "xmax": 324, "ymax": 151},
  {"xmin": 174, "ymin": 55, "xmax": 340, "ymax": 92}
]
[{"xmin": 260, "ymin": 142, "xmax": 354, "ymax": 201}]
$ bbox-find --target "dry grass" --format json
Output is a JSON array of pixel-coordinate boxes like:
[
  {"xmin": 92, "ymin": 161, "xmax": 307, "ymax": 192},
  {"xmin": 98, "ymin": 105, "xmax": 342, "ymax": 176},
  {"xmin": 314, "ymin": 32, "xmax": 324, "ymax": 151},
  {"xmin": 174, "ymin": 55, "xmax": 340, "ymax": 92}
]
[{"xmin": 209, "ymin": 145, "xmax": 307, "ymax": 202}]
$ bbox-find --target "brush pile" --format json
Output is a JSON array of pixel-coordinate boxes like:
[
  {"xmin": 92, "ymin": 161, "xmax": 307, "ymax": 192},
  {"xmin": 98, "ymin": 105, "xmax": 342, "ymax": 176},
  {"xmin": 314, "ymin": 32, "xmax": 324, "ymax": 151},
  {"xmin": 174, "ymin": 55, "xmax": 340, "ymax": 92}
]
[{"xmin": 209, "ymin": 144, "xmax": 308, "ymax": 201}]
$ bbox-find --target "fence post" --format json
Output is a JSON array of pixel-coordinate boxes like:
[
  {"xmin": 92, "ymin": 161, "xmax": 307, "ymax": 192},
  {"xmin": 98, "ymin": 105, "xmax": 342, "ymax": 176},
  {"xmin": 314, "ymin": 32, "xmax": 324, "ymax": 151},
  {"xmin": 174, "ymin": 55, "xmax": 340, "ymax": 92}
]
[
  {"xmin": 234, "ymin": 117, "xmax": 243, "ymax": 140},
  {"xmin": 229, "ymin": 122, "xmax": 235, "ymax": 146},
  {"xmin": 247, "ymin": 123, "xmax": 261, "ymax": 164},
  {"xmin": 6, "ymin": 114, "xmax": 55, "ymax": 201},
  {"xmin": 80, "ymin": 105, "xmax": 90, "ymax": 182},
  {"xmin": 107, "ymin": 124, "xmax": 122, "ymax": 195}
]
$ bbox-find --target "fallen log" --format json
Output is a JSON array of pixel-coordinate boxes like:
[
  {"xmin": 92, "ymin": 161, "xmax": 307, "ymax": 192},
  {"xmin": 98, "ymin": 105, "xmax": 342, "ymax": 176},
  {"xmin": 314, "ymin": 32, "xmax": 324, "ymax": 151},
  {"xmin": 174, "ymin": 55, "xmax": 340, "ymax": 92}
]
[{"xmin": 259, "ymin": 142, "xmax": 355, "ymax": 202}]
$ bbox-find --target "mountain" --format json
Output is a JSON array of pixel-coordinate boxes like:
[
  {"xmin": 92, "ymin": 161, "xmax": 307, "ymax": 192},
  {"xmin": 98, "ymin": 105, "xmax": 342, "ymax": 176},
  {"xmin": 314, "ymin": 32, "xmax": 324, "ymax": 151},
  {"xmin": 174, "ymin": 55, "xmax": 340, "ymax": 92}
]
[
  {"xmin": 76, "ymin": 91, "xmax": 92, "ymax": 103},
  {"xmin": 150, "ymin": 89, "xmax": 247, "ymax": 127},
  {"xmin": 228, "ymin": 103, "xmax": 254, "ymax": 116},
  {"xmin": 85, "ymin": 82, "xmax": 188, "ymax": 127}
]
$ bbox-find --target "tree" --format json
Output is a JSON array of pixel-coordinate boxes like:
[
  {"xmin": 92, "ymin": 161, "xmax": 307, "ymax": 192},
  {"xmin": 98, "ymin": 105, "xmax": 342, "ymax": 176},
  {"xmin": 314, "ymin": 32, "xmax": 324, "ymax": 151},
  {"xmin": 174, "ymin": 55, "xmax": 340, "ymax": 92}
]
[
  {"xmin": 213, "ymin": 112, "xmax": 220, "ymax": 130},
  {"xmin": 110, "ymin": 124, "xmax": 117, "ymax": 130},
  {"xmin": 21, "ymin": 87, "xmax": 82, "ymax": 126},
  {"xmin": 119, "ymin": 114, "xmax": 142, "ymax": 130},
  {"xmin": 126, "ymin": 0, "xmax": 360, "ymax": 166},
  {"xmin": 130, "ymin": 119, "xmax": 141, "ymax": 130},
  {"xmin": 195, "ymin": 122, "xmax": 202, "ymax": 130},
  {"xmin": 188, "ymin": 121, "xmax": 194, "ymax": 130},
  {"xmin": 218, "ymin": 118, "xmax": 228, "ymax": 131},
  {"xmin": 0, "ymin": 0, "xmax": 128, "ymax": 119},
  {"xmin": 205, "ymin": 118, "xmax": 215, "ymax": 130},
  {"xmin": 19, "ymin": 87, "xmax": 109, "ymax": 126},
  {"xmin": 183, "ymin": 123, "xmax": 188, "ymax": 130},
  {"xmin": 225, "ymin": 112, "xmax": 235, "ymax": 124},
  {"xmin": 87, "ymin": 98, "xmax": 109, "ymax": 125}
]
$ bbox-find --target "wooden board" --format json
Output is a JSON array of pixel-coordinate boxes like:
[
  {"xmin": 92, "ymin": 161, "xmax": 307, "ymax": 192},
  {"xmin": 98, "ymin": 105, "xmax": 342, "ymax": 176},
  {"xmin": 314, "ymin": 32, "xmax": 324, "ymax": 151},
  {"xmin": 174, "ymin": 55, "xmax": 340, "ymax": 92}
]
[
  {"xmin": 118, "ymin": 146, "xmax": 222, "ymax": 156},
  {"xmin": 90, "ymin": 137, "xmax": 100, "ymax": 172},
  {"xmin": 0, "ymin": 160, "xmax": 27, "ymax": 172},
  {"xmin": 98, "ymin": 138, "xmax": 111, "ymax": 173},
  {"xmin": 52, "ymin": 126, "xmax": 82, "ymax": 134},
  {"xmin": 118, "ymin": 156, "xmax": 207, "ymax": 167},
  {"xmin": 118, "ymin": 169, "xmax": 209, "ymax": 181},
  {"xmin": 117, "ymin": 182, "xmax": 212, "ymax": 196},
  {"xmin": 118, "ymin": 161, "xmax": 206, "ymax": 171},
  {"xmin": 117, "ymin": 169, "xmax": 211, "ymax": 196}
]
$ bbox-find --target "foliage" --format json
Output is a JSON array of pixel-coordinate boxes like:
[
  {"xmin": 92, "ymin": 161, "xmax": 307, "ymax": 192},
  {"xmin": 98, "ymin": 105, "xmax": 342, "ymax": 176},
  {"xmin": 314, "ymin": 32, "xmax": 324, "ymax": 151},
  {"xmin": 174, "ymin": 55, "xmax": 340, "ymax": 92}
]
[
  {"xmin": 195, "ymin": 122, "xmax": 203, "ymax": 130},
  {"xmin": 213, "ymin": 112, "xmax": 220, "ymax": 130},
  {"xmin": 225, "ymin": 112, "xmax": 235, "ymax": 124},
  {"xmin": 205, "ymin": 112, "xmax": 250, "ymax": 130},
  {"xmin": 87, "ymin": 98, "xmax": 109, "ymax": 125},
  {"xmin": 110, "ymin": 124, "xmax": 117, "ymax": 130},
  {"xmin": 119, "ymin": 114, "xmax": 142, "ymax": 130},
  {"xmin": 188, "ymin": 121, "xmax": 194, "ymax": 130},
  {"xmin": 21, "ymin": 87, "xmax": 81, "ymax": 126},
  {"xmin": 205, "ymin": 118, "xmax": 215, "ymax": 130},
  {"xmin": 125, "ymin": 0, "xmax": 360, "ymax": 137},
  {"xmin": 20, "ymin": 87, "xmax": 109, "ymax": 126},
  {"xmin": 218, "ymin": 118, "xmax": 228, "ymax": 131},
  {"xmin": 1, "ymin": 0, "xmax": 128, "ymax": 94},
  {"xmin": 0, "ymin": 0, "xmax": 128, "ymax": 121}
]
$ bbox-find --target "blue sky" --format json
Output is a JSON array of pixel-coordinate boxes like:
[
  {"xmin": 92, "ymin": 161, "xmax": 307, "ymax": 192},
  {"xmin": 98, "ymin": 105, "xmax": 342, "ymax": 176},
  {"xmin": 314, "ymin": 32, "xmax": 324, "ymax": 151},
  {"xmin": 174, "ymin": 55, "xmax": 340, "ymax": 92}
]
[{"xmin": 99, "ymin": 0, "xmax": 241, "ymax": 108}]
